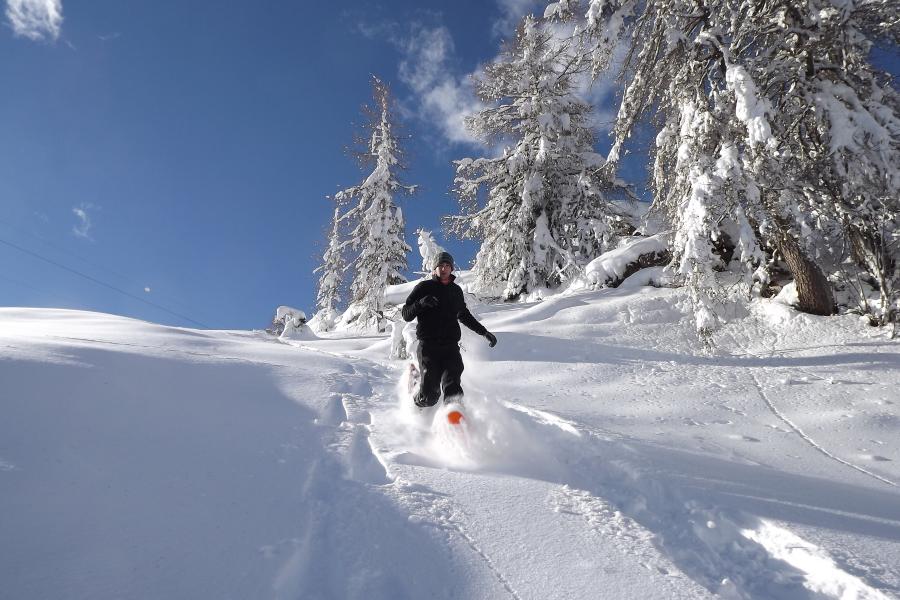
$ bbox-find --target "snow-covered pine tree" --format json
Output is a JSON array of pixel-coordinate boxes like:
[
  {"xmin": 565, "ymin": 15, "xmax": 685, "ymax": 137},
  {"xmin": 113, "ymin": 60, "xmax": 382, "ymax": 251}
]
[
  {"xmin": 335, "ymin": 77, "xmax": 416, "ymax": 331},
  {"xmin": 449, "ymin": 15, "xmax": 631, "ymax": 300},
  {"xmin": 415, "ymin": 229, "xmax": 445, "ymax": 275},
  {"xmin": 546, "ymin": 0, "xmax": 900, "ymax": 330},
  {"xmin": 312, "ymin": 204, "xmax": 346, "ymax": 332}
]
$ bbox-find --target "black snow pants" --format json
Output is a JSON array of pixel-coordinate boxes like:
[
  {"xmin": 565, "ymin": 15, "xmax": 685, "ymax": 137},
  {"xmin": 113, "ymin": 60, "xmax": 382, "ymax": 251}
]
[{"xmin": 414, "ymin": 340, "xmax": 464, "ymax": 407}]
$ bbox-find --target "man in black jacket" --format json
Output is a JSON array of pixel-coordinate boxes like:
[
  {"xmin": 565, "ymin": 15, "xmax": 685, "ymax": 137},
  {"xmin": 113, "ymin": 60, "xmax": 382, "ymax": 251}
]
[{"xmin": 402, "ymin": 252, "xmax": 497, "ymax": 407}]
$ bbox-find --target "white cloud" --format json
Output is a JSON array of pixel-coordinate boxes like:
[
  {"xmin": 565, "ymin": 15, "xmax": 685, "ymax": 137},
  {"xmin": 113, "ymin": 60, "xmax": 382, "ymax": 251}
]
[
  {"xmin": 398, "ymin": 26, "xmax": 453, "ymax": 93},
  {"xmin": 359, "ymin": 5, "xmax": 618, "ymax": 149},
  {"xmin": 353, "ymin": 19, "xmax": 400, "ymax": 42},
  {"xmin": 577, "ymin": 40, "xmax": 630, "ymax": 136},
  {"xmin": 5, "ymin": 0, "xmax": 63, "ymax": 42},
  {"xmin": 491, "ymin": 0, "xmax": 544, "ymax": 38},
  {"xmin": 72, "ymin": 203, "xmax": 96, "ymax": 241},
  {"xmin": 396, "ymin": 25, "xmax": 485, "ymax": 147}
]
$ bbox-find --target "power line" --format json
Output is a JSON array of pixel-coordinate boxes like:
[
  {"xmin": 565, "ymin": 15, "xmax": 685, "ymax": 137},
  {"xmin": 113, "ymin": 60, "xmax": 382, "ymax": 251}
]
[
  {"xmin": 0, "ymin": 217, "xmax": 134, "ymax": 282},
  {"xmin": 0, "ymin": 217, "xmax": 200, "ymax": 317},
  {"xmin": 0, "ymin": 236, "xmax": 210, "ymax": 328}
]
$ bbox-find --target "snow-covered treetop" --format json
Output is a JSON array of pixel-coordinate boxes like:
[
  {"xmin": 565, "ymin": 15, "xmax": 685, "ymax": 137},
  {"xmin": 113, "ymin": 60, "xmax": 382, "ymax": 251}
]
[
  {"xmin": 416, "ymin": 229, "xmax": 445, "ymax": 274},
  {"xmin": 332, "ymin": 76, "xmax": 415, "ymax": 331},
  {"xmin": 448, "ymin": 15, "xmax": 635, "ymax": 299}
]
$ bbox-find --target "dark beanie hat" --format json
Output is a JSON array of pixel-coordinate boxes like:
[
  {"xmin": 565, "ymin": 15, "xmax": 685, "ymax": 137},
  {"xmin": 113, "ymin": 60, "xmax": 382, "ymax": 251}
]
[{"xmin": 434, "ymin": 251, "xmax": 455, "ymax": 269}]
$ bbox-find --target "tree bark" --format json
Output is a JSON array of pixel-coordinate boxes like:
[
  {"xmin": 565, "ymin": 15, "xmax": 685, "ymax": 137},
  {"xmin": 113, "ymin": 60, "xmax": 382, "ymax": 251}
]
[
  {"xmin": 607, "ymin": 249, "xmax": 672, "ymax": 288},
  {"xmin": 776, "ymin": 232, "xmax": 835, "ymax": 315}
]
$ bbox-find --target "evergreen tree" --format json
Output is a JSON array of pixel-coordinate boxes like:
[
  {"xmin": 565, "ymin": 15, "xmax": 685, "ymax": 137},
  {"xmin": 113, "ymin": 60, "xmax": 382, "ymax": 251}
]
[
  {"xmin": 335, "ymin": 77, "xmax": 416, "ymax": 331},
  {"xmin": 546, "ymin": 0, "xmax": 900, "ymax": 330},
  {"xmin": 449, "ymin": 15, "xmax": 630, "ymax": 299},
  {"xmin": 312, "ymin": 204, "xmax": 346, "ymax": 332},
  {"xmin": 415, "ymin": 229, "xmax": 445, "ymax": 275}
]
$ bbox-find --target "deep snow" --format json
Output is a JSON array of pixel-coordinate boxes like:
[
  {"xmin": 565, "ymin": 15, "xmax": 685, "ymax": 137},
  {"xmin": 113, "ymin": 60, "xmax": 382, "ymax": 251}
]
[{"xmin": 1, "ymin": 281, "xmax": 898, "ymax": 599}]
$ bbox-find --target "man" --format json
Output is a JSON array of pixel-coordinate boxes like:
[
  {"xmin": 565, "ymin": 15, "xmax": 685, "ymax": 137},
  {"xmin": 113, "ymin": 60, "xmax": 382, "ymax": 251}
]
[{"xmin": 402, "ymin": 252, "xmax": 497, "ymax": 407}]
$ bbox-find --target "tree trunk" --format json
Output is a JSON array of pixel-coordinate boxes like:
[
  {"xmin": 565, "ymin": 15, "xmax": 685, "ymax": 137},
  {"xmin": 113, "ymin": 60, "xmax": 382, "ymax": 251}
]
[
  {"xmin": 608, "ymin": 249, "xmax": 672, "ymax": 288},
  {"xmin": 847, "ymin": 224, "xmax": 896, "ymax": 326},
  {"xmin": 776, "ymin": 232, "xmax": 835, "ymax": 316}
]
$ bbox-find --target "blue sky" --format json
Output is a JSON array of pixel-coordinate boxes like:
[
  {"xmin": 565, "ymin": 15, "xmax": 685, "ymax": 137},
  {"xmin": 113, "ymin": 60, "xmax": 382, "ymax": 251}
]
[
  {"xmin": 2, "ymin": 1, "xmax": 893, "ymax": 330},
  {"xmin": 2, "ymin": 0, "xmax": 578, "ymax": 329}
]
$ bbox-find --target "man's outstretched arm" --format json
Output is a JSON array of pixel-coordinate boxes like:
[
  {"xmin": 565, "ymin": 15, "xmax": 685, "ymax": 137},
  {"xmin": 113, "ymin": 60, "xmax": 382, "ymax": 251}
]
[{"xmin": 458, "ymin": 307, "xmax": 497, "ymax": 347}]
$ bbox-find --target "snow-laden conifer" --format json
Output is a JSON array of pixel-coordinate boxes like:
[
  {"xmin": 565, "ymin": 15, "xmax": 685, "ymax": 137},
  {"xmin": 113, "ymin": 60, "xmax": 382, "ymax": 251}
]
[
  {"xmin": 547, "ymin": 0, "xmax": 900, "ymax": 330},
  {"xmin": 312, "ymin": 204, "xmax": 346, "ymax": 332},
  {"xmin": 335, "ymin": 77, "xmax": 416, "ymax": 331},
  {"xmin": 415, "ymin": 229, "xmax": 445, "ymax": 275},
  {"xmin": 449, "ymin": 15, "xmax": 631, "ymax": 299}
]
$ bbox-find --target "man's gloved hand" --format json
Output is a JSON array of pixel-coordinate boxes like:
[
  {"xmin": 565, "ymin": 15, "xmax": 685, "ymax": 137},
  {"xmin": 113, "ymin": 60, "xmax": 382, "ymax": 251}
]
[
  {"xmin": 484, "ymin": 331, "xmax": 497, "ymax": 348},
  {"xmin": 418, "ymin": 295, "xmax": 439, "ymax": 310}
]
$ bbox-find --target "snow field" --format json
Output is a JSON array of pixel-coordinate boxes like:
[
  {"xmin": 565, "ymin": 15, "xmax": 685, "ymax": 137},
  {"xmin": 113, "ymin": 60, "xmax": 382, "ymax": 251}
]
[{"xmin": 1, "ymin": 280, "xmax": 899, "ymax": 599}]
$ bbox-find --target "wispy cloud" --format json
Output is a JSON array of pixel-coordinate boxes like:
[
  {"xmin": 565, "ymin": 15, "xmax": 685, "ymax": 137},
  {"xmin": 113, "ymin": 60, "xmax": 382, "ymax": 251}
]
[
  {"xmin": 72, "ymin": 203, "xmax": 96, "ymax": 241},
  {"xmin": 396, "ymin": 24, "xmax": 485, "ymax": 148},
  {"xmin": 353, "ymin": 3, "xmax": 616, "ymax": 150},
  {"xmin": 353, "ymin": 15, "xmax": 486, "ymax": 148},
  {"xmin": 352, "ymin": 18, "xmax": 400, "ymax": 42},
  {"xmin": 575, "ymin": 38, "xmax": 630, "ymax": 137},
  {"xmin": 5, "ymin": 0, "xmax": 63, "ymax": 42},
  {"xmin": 491, "ymin": 0, "xmax": 544, "ymax": 38}
]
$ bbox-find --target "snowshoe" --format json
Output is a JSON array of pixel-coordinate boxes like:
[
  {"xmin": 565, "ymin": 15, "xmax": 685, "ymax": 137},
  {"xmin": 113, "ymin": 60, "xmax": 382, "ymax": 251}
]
[
  {"xmin": 446, "ymin": 409, "xmax": 465, "ymax": 426},
  {"xmin": 443, "ymin": 395, "xmax": 466, "ymax": 426}
]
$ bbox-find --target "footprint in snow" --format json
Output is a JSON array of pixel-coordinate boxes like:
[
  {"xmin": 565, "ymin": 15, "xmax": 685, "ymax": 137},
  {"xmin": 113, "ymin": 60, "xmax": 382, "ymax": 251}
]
[
  {"xmin": 781, "ymin": 378, "xmax": 813, "ymax": 385},
  {"xmin": 727, "ymin": 434, "xmax": 761, "ymax": 442},
  {"xmin": 316, "ymin": 394, "xmax": 347, "ymax": 427},
  {"xmin": 859, "ymin": 454, "xmax": 892, "ymax": 462}
]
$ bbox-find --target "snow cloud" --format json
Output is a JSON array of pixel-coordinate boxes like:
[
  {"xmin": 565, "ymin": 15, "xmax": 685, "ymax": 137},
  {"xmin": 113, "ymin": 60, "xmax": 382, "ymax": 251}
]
[
  {"xmin": 5, "ymin": 0, "xmax": 63, "ymax": 42},
  {"xmin": 72, "ymin": 203, "xmax": 96, "ymax": 241}
]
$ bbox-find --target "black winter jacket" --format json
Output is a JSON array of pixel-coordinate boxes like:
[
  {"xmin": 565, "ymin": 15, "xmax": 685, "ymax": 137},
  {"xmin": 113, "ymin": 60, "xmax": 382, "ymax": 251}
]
[{"xmin": 401, "ymin": 275, "xmax": 487, "ymax": 344}]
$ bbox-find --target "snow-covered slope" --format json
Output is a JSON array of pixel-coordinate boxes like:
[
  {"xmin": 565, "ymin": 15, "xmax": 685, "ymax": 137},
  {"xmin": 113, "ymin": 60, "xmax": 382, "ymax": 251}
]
[{"xmin": 1, "ymin": 284, "xmax": 898, "ymax": 599}]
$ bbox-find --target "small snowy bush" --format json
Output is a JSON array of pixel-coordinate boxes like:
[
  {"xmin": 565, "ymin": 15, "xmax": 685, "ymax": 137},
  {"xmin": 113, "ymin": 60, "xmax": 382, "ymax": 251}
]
[{"xmin": 271, "ymin": 306, "xmax": 312, "ymax": 340}]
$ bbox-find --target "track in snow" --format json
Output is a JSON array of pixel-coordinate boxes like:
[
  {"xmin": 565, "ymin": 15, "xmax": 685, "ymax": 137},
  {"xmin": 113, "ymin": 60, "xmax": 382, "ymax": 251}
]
[{"xmin": 750, "ymin": 372, "xmax": 898, "ymax": 489}]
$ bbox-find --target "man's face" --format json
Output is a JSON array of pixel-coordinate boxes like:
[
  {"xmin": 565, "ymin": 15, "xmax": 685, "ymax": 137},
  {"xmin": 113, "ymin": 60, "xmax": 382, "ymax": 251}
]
[{"xmin": 435, "ymin": 262, "xmax": 453, "ymax": 280}]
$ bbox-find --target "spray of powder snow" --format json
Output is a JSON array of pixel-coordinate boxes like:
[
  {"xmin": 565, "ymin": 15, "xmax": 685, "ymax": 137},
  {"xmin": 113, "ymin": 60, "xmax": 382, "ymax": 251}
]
[{"xmin": 385, "ymin": 364, "xmax": 568, "ymax": 476}]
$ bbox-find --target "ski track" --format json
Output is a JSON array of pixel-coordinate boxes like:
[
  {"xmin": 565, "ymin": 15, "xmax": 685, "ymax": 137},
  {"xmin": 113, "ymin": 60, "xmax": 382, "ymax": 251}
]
[
  {"xmin": 313, "ymin": 359, "xmax": 523, "ymax": 598},
  {"xmin": 386, "ymin": 479, "xmax": 524, "ymax": 600},
  {"xmin": 558, "ymin": 430, "xmax": 816, "ymax": 599},
  {"xmin": 750, "ymin": 372, "xmax": 898, "ymax": 489}
]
